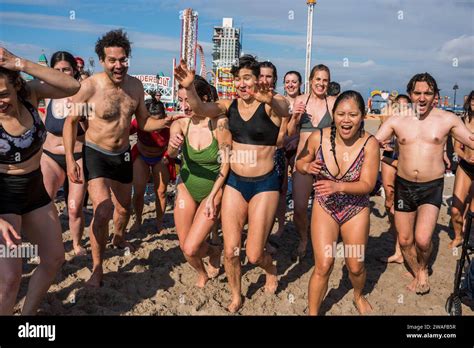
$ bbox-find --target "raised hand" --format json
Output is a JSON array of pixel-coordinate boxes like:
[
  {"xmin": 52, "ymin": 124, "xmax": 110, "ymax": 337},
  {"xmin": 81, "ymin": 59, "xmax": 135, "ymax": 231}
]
[
  {"xmin": 0, "ymin": 47, "xmax": 23, "ymax": 71},
  {"xmin": 173, "ymin": 59, "xmax": 195, "ymax": 89},
  {"xmin": 247, "ymin": 80, "xmax": 273, "ymax": 104}
]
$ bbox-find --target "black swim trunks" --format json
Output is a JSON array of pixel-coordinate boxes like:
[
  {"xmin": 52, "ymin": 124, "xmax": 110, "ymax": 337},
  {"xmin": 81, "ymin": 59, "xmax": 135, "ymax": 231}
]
[
  {"xmin": 459, "ymin": 159, "xmax": 474, "ymax": 180},
  {"xmin": 43, "ymin": 149, "xmax": 82, "ymax": 173},
  {"xmin": 83, "ymin": 142, "xmax": 132, "ymax": 184},
  {"xmin": 0, "ymin": 168, "xmax": 51, "ymax": 215},
  {"xmin": 394, "ymin": 175, "xmax": 444, "ymax": 212}
]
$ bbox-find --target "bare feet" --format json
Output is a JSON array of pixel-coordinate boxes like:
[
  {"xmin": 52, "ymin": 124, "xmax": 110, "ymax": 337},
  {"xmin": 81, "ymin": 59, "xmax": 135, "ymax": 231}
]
[
  {"xmin": 129, "ymin": 220, "xmax": 141, "ymax": 233},
  {"xmin": 207, "ymin": 245, "xmax": 222, "ymax": 278},
  {"xmin": 86, "ymin": 268, "xmax": 103, "ymax": 288},
  {"xmin": 73, "ymin": 244, "xmax": 87, "ymax": 256},
  {"xmin": 264, "ymin": 263, "xmax": 278, "ymax": 294},
  {"xmin": 416, "ymin": 269, "xmax": 430, "ymax": 295},
  {"xmin": 406, "ymin": 276, "xmax": 418, "ymax": 292},
  {"xmin": 448, "ymin": 237, "xmax": 463, "ymax": 249},
  {"xmin": 353, "ymin": 296, "xmax": 373, "ymax": 315},
  {"xmin": 111, "ymin": 235, "xmax": 137, "ymax": 252},
  {"xmin": 379, "ymin": 253, "xmax": 403, "ymax": 264},
  {"xmin": 196, "ymin": 273, "xmax": 209, "ymax": 288},
  {"xmin": 227, "ymin": 296, "xmax": 243, "ymax": 313}
]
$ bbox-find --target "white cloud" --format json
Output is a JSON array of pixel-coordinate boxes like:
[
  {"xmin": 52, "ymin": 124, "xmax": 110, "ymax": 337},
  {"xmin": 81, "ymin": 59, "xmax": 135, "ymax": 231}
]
[
  {"xmin": 0, "ymin": 11, "xmax": 118, "ymax": 34},
  {"xmin": 437, "ymin": 35, "xmax": 474, "ymax": 65}
]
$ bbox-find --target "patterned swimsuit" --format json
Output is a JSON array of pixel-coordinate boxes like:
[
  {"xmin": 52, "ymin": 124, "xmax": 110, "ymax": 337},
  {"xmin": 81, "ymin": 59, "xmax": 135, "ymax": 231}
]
[{"xmin": 314, "ymin": 132, "xmax": 372, "ymax": 225}]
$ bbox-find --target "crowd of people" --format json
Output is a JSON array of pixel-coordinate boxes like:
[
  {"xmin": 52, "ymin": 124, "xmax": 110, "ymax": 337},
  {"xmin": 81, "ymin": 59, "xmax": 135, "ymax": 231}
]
[{"xmin": 0, "ymin": 29, "xmax": 473, "ymax": 315}]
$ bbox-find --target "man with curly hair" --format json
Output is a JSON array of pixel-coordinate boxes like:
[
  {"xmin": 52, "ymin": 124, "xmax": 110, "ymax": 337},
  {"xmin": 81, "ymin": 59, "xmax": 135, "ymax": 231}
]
[{"xmin": 63, "ymin": 29, "xmax": 182, "ymax": 287}]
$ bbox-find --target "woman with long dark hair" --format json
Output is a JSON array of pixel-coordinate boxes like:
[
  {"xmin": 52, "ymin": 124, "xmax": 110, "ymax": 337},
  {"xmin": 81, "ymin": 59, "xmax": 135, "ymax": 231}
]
[
  {"xmin": 40, "ymin": 51, "xmax": 87, "ymax": 256},
  {"xmin": 296, "ymin": 90, "xmax": 379, "ymax": 315}
]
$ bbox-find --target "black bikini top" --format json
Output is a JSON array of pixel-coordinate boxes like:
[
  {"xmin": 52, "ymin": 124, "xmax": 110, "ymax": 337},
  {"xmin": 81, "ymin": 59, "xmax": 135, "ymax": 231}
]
[
  {"xmin": 228, "ymin": 99, "xmax": 279, "ymax": 146},
  {"xmin": 0, "ymin": 99, "xmax": 46, "ymax": 164},
  {"xmin": 299, "ymin": 94, "xmax": 332, "ymax": 132},
  {"xmin": 45, "ymin": 99, "xmax": 85, "ymax": 137}
]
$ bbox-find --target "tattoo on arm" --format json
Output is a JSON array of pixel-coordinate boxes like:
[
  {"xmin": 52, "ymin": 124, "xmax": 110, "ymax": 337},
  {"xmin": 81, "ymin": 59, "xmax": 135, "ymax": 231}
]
[{"xmin": 217, "ymin": 120, "xmax": 229, "ymax": 131}]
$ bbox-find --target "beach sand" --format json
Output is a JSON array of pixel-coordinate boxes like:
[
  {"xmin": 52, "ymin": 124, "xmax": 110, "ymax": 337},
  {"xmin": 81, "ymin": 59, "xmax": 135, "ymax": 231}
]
[{"xmin": 14, "ymin": 120, "xmax": 474, "ymax": 316}]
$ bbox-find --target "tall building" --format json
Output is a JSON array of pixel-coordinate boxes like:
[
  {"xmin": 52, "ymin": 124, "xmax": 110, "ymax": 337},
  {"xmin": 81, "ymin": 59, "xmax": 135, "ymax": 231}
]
[
  {"xmin": 212, "ymin": 18, "xmax": 241, "ymax": 71},
  {"xmin": 180, "ymin": 8, "xmax": 199, "ymax": 70}
]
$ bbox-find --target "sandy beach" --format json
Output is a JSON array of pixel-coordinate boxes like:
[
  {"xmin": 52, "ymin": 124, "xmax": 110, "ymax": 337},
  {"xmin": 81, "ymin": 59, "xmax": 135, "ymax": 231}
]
[{"xmin": 14, "ymin": 120, "xmax": 474, "ymax": 316}]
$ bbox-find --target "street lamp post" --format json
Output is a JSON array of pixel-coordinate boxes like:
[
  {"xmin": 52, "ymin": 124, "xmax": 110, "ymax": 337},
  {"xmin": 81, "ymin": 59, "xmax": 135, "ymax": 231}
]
[
  {"xmin": 453, "ymin": 83, "xmax": 459, "ymax": 110},
  {"xmin": 305, "ymin": 0, "xmax": 317, "ymax": 94}
]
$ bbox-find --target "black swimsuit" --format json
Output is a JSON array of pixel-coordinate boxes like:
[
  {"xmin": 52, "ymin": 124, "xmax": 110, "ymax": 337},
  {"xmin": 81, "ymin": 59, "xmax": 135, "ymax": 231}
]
[
  {"xmin": 43, "ymin": 100, "xmax": 84, "ymax": 173},
  {"xmin": 226, "ymin": 99, "xmax": 281, "ymax": 202},
  {"xmin": 0, "ymin": 100, "xmax": 46, "ymax": 164},
  {"xmin": 0, "ymin": 99, "xmax": 51, "ymax": 215}
]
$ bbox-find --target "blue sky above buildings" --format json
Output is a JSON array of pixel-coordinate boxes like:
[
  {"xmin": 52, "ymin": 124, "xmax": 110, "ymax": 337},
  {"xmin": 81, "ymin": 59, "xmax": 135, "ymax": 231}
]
[{"xmin": 1, "ymin": 0, "xmax": 473, "ymax": 101}]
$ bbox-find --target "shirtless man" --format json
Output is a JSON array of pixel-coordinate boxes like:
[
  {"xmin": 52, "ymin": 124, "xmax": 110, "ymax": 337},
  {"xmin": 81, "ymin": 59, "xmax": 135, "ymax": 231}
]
[
  {"xmin": 376, "ymin": 73, "xmax": 474, "ymax": 294},
  {"xmin": 64, "ymin": 30, "xmax": 181, "ymax": 287}
]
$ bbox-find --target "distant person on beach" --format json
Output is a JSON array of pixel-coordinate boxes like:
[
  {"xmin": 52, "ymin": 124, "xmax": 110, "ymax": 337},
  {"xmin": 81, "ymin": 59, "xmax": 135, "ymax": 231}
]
[
  {"xmin": 259, "ymin": 61, "xmax": 288, "ymax": 251},
  {"xmin": 129, "ymin": 97, "xmax": 176, "ymax": 235},
  {"xmin": 376, "ymin": 73, "xmax": 474, "ymax": 295},
  {"xmin": 75, "ymin": 57, "xmax": 89, "ymax": 82},
  {"xmin": 287, "ymin": 64, "xmax": 336, "ymax": 261},
  {"xmin": 296, "ymin": 90, "xmax": 379, "ymax": 315},
  {"xmin": 174, "ymin": 55, "xmax": 290, "ymax": 312},
  {"xmin": 327, "ymin": 81, "xmax": 340, "ymax": 97},
  {"xmin": 282, "ymin": 70, "xmax": 303, "ymax": 170},
  {"xmin": 150, "ymin": 90, "xmax": 166, "ymax": 119},
  {"xmin": 40, "ymin": 51, "xmax": 88, "ymax": 256},
  {"xmin": 450, "ymin": 90, "xmax": 474, "ymax": 248},
  {"xmin": 0, "ymin": 46, "xmax": 80, "ymax": 315},
  {"xmin": 167, "ymin": 75, "xmax": 230, "ymax": 288},
  {"xmin": 64, "ymin": 29, "xmax": 184, "ymax": 287}
]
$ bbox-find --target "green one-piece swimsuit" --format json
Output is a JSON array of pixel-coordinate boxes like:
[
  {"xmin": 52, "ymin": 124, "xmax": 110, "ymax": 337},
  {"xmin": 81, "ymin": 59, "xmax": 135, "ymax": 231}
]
[{"xmin": 180, "ymin": 119, "xmax": 220, "ymax": 203}]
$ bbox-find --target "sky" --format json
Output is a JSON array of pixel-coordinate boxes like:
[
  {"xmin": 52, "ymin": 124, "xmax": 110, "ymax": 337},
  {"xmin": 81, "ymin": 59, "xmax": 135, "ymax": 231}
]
[{"xmin": 0, "ymin": 0, "xmax": 473, "ymax": 102}]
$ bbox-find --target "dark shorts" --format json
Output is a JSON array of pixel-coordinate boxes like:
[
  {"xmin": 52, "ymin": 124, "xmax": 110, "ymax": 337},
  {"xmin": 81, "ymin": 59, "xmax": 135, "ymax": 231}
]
[
  {"xmin": 394, "ymin": 175, "xmax": 444, "ymax": 212},
  {"xmin": 226, "ymin": 169, "xmax": 280, "ymax": 202},
  {"xmin": 0, "ymin": 168, "xmax": 52, "ymax": 215},
  {"xmin": 83, "ymin": 143, "xmax": 133, "ymax": 184},
  {"xmin": 382, "ymin": 150, "xmax": 398, "ymax": 160},
  {"xmin": 459, "ymin": 159, "xmax": 474, "ymax": 180},
  {"xmin": 273, "ymin": 148, "xmax": 287, "ymax": 190},
  {"xmin": 43, "ymin": 149, "xmax": 82, "ymax": 173}
]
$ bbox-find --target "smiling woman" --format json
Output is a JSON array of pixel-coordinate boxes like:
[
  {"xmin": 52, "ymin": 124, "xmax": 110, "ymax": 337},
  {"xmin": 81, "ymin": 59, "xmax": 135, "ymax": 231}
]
[
  {"xmin": 174, "ymin": 54, "xmax": 290, "ymax": 312},
  {"xmin": 0, "ymin": 46, "xmax": 80, "ymax": 315},
  {"xmin": 296, "ymin": 90, "xmax": 380, "ymax": 315}
]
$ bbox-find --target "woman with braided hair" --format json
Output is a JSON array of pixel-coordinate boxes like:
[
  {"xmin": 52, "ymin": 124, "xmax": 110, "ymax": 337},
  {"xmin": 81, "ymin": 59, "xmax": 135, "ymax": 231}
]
[{"xmin": 296, "ymin": 90, "xmax": 380, "ymax": 315}]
